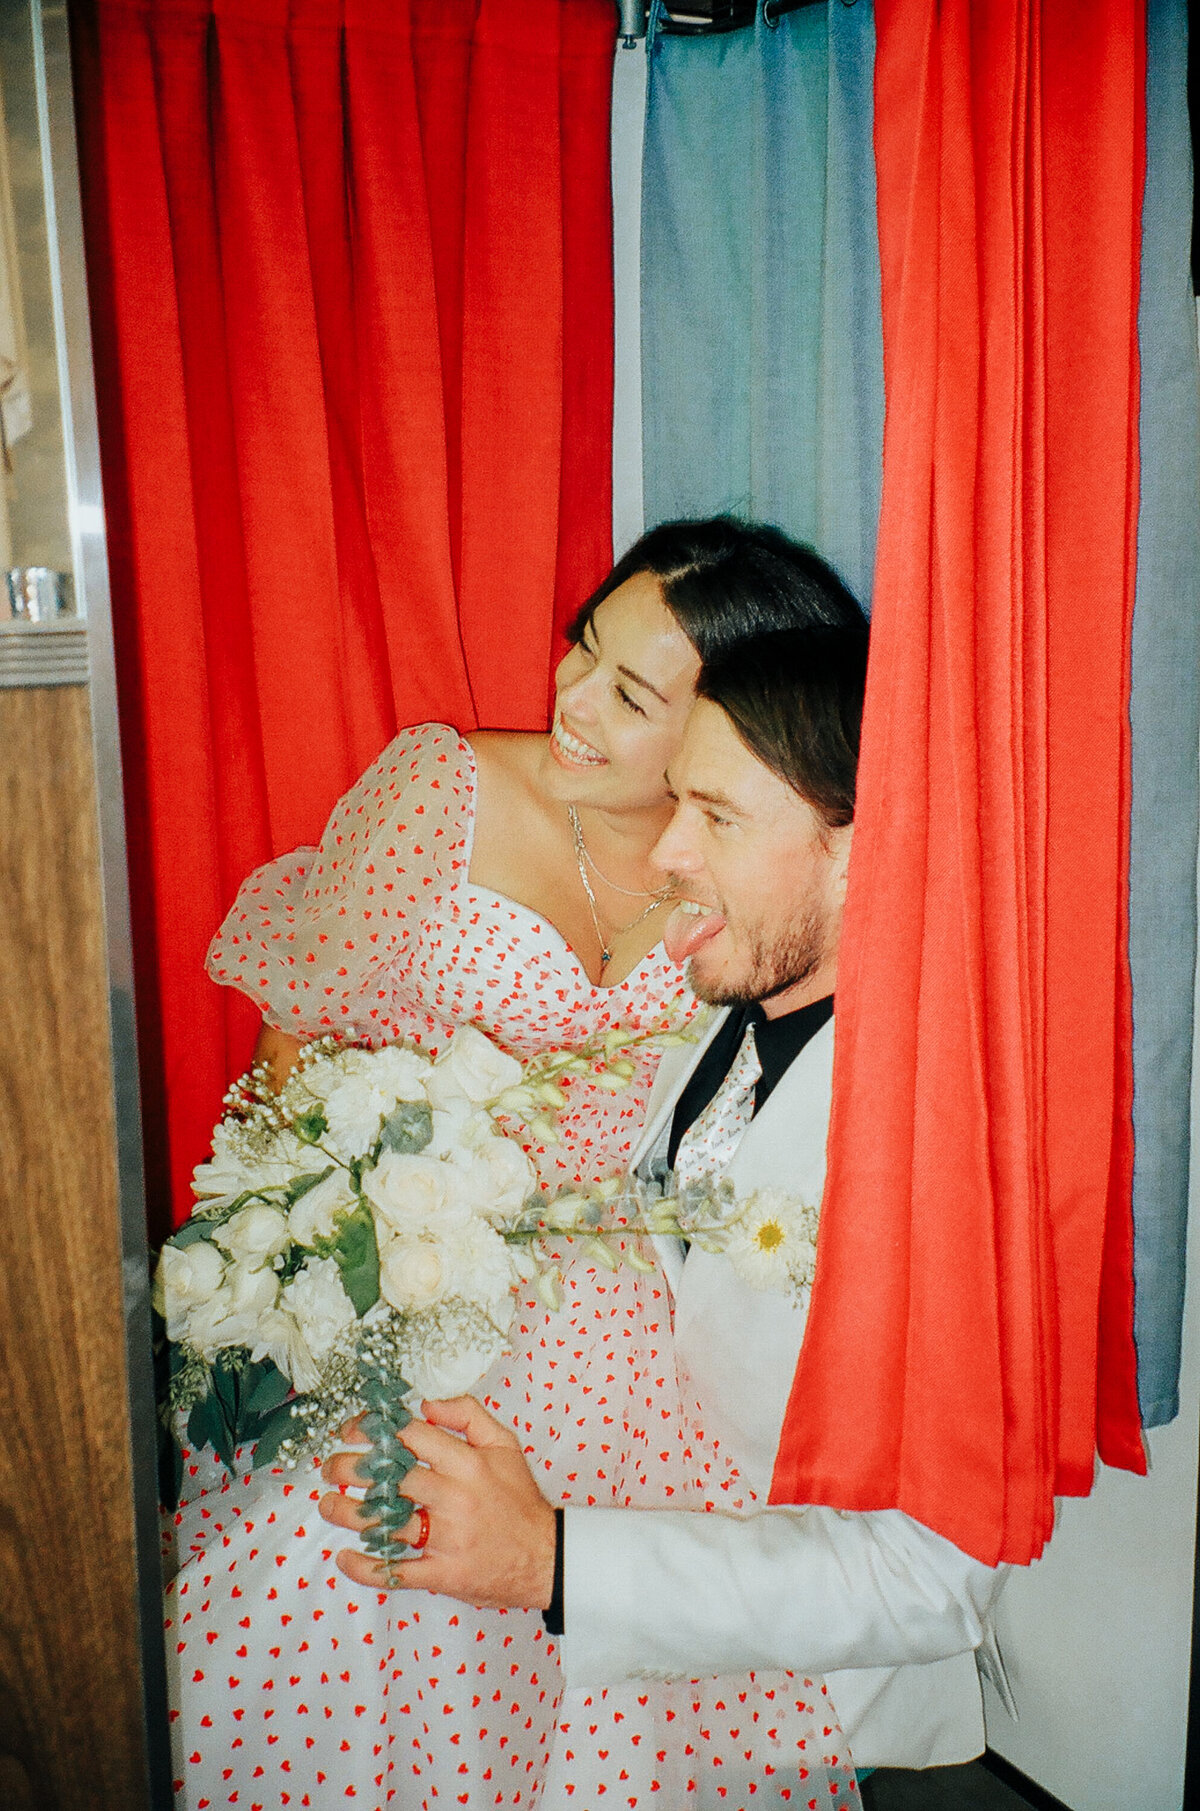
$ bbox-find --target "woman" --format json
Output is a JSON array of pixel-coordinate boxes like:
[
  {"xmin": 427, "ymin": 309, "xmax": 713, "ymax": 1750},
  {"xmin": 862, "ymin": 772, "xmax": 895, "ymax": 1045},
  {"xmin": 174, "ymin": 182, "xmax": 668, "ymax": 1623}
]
[{"xmin": 166, "ymin": 518, "xmax": 865, "ymax": 1810}]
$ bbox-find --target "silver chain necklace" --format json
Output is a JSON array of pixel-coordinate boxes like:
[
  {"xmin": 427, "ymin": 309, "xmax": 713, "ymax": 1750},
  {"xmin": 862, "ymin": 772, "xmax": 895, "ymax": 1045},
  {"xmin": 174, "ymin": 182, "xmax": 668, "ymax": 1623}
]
[{"xmin": 568, "ymin": 805, "xmax": 672, "ymax": 968}]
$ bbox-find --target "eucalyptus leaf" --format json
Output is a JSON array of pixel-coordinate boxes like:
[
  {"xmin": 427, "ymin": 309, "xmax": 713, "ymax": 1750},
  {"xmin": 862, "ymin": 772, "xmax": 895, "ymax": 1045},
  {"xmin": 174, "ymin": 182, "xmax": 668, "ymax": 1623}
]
[
  {"xmin": 392, "ymin": 1441, "xmax": 418, "ymax": 1478},
  {"xmin": 360, "ymin": 1410, "xmax": 392, "ymax": 1444},
  {"xmin": 379, "ymin": 1100, "xmax": 433, "ymax": 1155},
  {"xmin": 359, "ymin": 1448, "xmax": 400, "ymax": 1483}
]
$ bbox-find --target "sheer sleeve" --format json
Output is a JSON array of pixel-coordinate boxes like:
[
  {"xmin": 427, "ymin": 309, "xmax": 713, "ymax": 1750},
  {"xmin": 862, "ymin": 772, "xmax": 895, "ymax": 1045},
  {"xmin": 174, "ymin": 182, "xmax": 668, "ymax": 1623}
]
[{"xmin": 206, "ymin": 724, "xmax": 474, "ymax": 1037}]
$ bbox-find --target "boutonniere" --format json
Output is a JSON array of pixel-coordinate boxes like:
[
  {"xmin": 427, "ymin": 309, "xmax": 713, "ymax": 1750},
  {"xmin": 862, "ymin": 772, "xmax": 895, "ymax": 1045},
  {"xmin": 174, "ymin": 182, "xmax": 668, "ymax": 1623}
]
[{"xmin": 635, "ymin": 1173, "xmax": 820, "ymax": 1299}]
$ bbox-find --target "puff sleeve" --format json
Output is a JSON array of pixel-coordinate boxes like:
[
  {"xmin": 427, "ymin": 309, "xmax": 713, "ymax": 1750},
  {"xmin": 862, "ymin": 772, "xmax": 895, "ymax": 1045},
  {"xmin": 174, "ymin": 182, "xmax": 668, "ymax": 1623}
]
[{"xmin": 206, "ymin": 724, "xmax": 473, "ymax": 1038}]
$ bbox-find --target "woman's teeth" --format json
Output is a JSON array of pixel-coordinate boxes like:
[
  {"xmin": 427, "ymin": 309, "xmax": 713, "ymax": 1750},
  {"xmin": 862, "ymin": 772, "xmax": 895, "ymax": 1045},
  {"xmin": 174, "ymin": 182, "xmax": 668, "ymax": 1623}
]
[
  {"xmin": 553, "ymin": 719, "xmax": 606, "ymax": 766},
  {"xmin": 679, "ymin": 900, "xmax": 713, "ymax": 917}
]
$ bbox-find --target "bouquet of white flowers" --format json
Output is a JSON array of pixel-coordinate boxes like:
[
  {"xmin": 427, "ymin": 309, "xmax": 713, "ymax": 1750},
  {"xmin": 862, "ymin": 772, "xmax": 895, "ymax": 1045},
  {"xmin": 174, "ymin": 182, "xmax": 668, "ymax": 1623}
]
[
  {"xmin": 154, "ymin": 1023, "xmax": 656, "ymax": 1551},
  {"xmin": 155, "ymin": 1019, "xmax": 822, "ymax": 1563}
]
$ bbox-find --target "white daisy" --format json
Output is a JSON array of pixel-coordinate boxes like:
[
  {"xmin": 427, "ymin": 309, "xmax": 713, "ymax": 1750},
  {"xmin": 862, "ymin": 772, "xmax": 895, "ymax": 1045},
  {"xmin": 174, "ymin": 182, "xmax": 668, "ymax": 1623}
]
[{"xmin": 724, "ymin": 1188, "xmax": 819, "ymax": 1295}]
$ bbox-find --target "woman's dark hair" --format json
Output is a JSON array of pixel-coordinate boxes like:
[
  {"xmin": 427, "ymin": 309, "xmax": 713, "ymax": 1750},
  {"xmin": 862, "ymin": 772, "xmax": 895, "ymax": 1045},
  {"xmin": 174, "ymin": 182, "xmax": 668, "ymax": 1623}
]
[
  {"xmin": 696, "ymin": 622, "xmax": 869, "ymax": 829},
  {"xmin": 567, "ymin": 516, "xmax": 867, "ymax": 662}
]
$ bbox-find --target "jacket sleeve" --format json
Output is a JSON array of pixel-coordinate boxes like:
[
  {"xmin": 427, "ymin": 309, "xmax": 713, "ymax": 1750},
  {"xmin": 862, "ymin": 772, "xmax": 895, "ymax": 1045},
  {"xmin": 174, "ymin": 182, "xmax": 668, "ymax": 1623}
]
[{"xmin": 560, "ymin": 1500, "xmax": 1006, "ymax": 1687}]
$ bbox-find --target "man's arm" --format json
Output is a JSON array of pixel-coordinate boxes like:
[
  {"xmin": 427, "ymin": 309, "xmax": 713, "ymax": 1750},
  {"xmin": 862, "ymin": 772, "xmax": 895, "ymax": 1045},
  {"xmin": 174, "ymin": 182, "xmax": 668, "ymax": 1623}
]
[
  {"xmin": 319, "ymin": 1397, "xmax": 1004, "ymax": 1689},
  {"xmin": 560, "ymin": 1500, "xmax": 1004, "ymax": 1687}
]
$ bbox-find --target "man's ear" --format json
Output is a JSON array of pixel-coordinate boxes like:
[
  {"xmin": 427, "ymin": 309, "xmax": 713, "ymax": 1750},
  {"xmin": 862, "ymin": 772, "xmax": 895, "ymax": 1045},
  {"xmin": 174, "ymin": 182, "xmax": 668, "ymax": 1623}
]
[{"xmin": 826, "ymin": 820, "xmax": 854, "ymax": 903}]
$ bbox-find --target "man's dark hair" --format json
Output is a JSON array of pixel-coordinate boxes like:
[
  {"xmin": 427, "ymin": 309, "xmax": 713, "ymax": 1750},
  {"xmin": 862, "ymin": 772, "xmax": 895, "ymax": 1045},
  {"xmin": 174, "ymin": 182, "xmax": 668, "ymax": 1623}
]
[
  {"xmin": 568, "ymin": 516, "xmax": 866, "ymax": 661},
  {"xmin": 697, "ymin": 621, "xmax": 869, "ymax": 829}
]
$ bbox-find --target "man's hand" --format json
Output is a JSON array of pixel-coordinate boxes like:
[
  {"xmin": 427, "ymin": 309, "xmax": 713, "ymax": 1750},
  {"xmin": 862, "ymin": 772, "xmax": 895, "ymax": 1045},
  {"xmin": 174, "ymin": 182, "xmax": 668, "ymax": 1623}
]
[{"xmin": 318, "ymin": 1396, "xmax": 557, "ymax": 1609}]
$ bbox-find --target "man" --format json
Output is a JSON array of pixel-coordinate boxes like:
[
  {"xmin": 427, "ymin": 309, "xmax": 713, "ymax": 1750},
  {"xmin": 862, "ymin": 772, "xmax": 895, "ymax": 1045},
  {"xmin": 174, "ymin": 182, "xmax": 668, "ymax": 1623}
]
[{"xmin": 320, "ymin": 620, "xmax": 1006, "ymax": 1776}]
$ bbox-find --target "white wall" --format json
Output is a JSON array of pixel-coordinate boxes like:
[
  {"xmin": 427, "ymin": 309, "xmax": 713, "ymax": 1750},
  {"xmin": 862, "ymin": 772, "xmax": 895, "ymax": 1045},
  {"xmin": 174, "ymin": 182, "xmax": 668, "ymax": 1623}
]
[
  {"xmin": 981, "ymin": 310, "xmax": 1200, "ymax": 1811},
  {"xmin": 611, "ymin": 53, "xmax": 1200, "ymax": 1811}
]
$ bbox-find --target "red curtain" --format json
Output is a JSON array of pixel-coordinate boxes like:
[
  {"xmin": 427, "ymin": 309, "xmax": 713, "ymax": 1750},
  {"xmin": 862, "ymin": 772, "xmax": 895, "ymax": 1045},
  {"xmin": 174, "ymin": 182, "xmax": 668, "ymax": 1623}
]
[
  {"xmin": 772, "ymin": 0, "xmax": 1147, "ymax": 1566},
  {"xmin": 71, "ymin": 0, "xmax": 616, "ymax": 1234}
]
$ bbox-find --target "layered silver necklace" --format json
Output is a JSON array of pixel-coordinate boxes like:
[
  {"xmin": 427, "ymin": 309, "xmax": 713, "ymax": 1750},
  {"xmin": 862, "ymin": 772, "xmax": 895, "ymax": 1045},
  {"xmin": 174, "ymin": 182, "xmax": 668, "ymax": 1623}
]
[{"xmin": 568, "ymin": 804, "xmax": 673, "ymax": 969}]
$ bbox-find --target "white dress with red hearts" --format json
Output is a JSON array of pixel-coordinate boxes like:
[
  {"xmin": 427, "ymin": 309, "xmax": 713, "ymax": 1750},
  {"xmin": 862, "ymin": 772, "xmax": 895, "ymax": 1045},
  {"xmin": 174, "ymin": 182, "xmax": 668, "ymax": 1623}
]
[{"xmin": 165, "ymin": 724, "xmax": 861, "ymax": 1811}]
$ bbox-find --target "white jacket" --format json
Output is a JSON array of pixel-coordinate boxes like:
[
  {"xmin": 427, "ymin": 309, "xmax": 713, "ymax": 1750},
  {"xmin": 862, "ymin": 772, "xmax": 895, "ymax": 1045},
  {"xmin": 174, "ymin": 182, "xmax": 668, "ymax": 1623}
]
[{"xmin": 561, "ymin": 1010, "xmax": 1009, "ymax": 1770}]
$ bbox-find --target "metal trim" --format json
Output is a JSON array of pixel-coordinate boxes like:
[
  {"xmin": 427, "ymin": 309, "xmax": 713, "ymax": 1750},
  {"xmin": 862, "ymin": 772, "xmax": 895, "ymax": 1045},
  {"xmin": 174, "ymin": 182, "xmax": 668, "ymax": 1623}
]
[{"xmin": 0, "ymin": 620, "xmax": 89, "ymax": 686}]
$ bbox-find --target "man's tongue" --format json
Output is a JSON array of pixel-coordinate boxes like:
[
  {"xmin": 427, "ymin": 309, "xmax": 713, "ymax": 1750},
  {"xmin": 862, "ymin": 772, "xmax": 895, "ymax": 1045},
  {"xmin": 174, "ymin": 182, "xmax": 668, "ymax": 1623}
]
[{"xmin": 663, "ymin": 903, "xmax": 727, "ymax": 966}]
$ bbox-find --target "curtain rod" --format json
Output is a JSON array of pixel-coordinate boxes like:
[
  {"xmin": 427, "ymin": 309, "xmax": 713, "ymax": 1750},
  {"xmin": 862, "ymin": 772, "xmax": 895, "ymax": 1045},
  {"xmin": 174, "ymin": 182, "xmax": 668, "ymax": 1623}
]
[{"xmin": 618, "ymin": 1, "xmax": 831, "ymax": 50}]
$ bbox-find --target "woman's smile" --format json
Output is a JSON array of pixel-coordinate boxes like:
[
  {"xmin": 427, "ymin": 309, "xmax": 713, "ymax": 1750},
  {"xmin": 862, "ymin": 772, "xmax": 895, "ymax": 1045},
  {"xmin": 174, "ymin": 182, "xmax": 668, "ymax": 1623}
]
[{"xmin": 549, "ymin": 713, "xmax": 608, "ymax": 768}]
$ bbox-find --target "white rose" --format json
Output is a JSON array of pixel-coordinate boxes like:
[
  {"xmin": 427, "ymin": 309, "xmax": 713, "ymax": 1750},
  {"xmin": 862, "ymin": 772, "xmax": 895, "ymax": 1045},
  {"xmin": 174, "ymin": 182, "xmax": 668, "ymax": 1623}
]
[
  {"xmin": 185, "ymin": 1259, "xmax": 280, "ymax": 1357},
  {"xmin": 424, "ymin": 1025, "xmax": 523, "ymax": 1109},
  {"xmin": 279, "ymin": 1256, "xmax": 357, "ymax": 1365},
  {"xmin": 212, "ymin": 1203, "xmax": 291, "ymax": 1266},
  {"xmin": 400, "ymin": 1218, "xmax": 517, "ymax": 1321},
  {"xmin": 250, "ymin": 1305, "xmax": 319, "ymax": 1392},
  {"xmin": 153, "ymin": 1239, "xmax": 226, "ymax": 1342},
  {"xmin": 288, "ymin": 1169, "xmax": 358, "ymax": 1247},
  {"xmin": 462, "ymin": 1136, "xmax": 538, "ymax": 1221},
  {"xmin": 363, "ymin": 1152, "xmax": 472, "ymax": 1235},
  {"xmin": 379, "ymin": 1236, "xmax": 447, "ymax": 1310}
]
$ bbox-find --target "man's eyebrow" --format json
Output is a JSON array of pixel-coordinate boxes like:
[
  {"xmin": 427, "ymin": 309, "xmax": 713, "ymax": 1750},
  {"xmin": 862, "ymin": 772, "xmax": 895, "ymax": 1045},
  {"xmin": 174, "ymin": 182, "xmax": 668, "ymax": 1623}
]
[
  {"xmin": 678, "ymin": 784, "xmax": 744, "ymax": 813},
  {"xmin": 616, "ymin": 663, "xmax": 670, "ymax": 706}
]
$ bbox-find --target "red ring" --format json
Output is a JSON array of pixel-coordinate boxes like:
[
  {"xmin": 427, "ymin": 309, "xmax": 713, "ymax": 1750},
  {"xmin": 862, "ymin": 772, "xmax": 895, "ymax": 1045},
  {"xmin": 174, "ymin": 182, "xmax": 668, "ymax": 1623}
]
[{"xmin": 409, "ymin": 1504, "xmax": 431, "ymax": 1551}]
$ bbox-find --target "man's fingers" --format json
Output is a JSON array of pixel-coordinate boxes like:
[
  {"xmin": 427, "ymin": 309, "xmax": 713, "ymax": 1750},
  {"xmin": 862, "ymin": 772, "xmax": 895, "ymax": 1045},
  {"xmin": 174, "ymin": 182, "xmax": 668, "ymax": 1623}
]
[
  {"xmin": 335, "ymin": 1546, "xmax": 390, "ymax": 1588},
  {"xmin": 399, "ymin": 1415, "xmax": 484, "ymax": 1473},
  {"xmin": 322, "ymin": 1447, "xmax": 375, "ymax": 1490},
  {"xmin": 335, "ymin": 1544, "xmax": 456, "ymax": 1594},
  {"xmin": 422, "ymin": 1394, "xmax": 520, "ymax": 1450},
  {"xmin": 318, "ymin": 1487, "xmax": 377, "ymax": 1534}
]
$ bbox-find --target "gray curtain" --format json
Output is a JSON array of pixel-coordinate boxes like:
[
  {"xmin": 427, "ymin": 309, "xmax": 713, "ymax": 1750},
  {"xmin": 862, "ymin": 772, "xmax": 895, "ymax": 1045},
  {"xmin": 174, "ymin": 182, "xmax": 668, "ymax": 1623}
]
[
  {"xmin": 1130, "ymin": 0, "xmax": 1200, "ymax": 1426},
  {"xmin": 640, "ymin": 0, "xmax": 883, "ymax": 609}
]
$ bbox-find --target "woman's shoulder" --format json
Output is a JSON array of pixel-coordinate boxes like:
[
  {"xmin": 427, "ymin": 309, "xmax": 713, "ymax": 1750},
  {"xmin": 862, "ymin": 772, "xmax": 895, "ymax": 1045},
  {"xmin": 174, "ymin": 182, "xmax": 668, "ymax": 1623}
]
[{"xmin": 465, "ymin": 728, "xmax": 545, "ymax": 780}]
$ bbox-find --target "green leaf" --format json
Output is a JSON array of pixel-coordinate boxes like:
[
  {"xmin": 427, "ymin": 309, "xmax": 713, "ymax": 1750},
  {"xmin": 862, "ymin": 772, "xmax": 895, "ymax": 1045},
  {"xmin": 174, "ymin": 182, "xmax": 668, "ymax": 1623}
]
[
  {"xmin": 168, "ymin": 1219, "xmax": 224, "ymax": 1251},
  {"xmin": 286, "ymin": 1166, "xmax": 334, "ymax": 1204},
  {"xmin": 294, "ymin": 1108, "xmax": 328, "ymax": 1143},
  {"xmin": 243, "ymin": 1362, "xmax": 293, "ymax": 1418},
  {"xmin": 250, "ymin": 1401, "xmax": 296, "ymax": 1471},
  {"xmin": 186, "ymin": 1387, "xmax": 224, "ymax": 1459},
  {"xmin": 379, "ymin": 1101, "xmax": 433, "ymax": 1155},
  {"xmin": 332, "ymin": 1204, "xmax": 380, "ymax": 1316},
  {"xmin": 209, "ymin": 1358, "xmax": 240, "ymax": 1422}
]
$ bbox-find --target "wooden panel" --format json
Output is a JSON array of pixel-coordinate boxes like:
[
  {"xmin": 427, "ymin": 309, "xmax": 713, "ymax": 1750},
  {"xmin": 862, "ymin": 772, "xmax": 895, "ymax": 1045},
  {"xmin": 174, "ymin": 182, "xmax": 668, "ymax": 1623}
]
[{"xmin": 0, "ymin": 685, "xmax": 151, "ymax": 1808}]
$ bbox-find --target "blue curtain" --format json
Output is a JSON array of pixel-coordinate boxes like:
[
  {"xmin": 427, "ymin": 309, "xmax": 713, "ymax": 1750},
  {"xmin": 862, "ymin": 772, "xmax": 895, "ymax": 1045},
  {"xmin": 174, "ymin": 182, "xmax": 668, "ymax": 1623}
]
[
  {"xmin": 640, "ymin": 0, "xmax": 883, "ymax": 609},
  {"xmin": 1130, "ymin": 0, "xmax": 1200, "ymax": 1427}
]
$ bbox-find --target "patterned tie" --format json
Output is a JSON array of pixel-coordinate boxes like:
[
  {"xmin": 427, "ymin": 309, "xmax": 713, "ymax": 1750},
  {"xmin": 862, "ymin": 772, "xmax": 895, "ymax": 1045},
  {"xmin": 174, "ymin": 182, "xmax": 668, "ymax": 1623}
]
[{"xmin": 672, "ymin": 1021, "xmax": 762, "ymax": 1187}]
